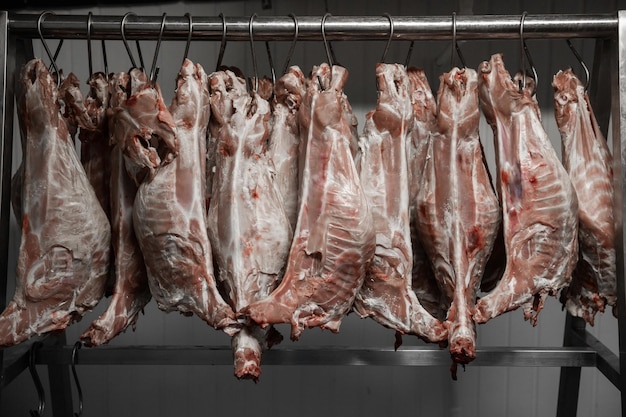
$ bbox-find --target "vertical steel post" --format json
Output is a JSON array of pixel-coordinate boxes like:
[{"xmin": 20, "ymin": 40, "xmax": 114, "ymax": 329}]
[
  {"xmin": 612, "ymin": 9, "xmax": 626, "ymax": 417},
  {"xmin": 0, "ymin": 9, "xmax": 15, "ymax": 402}
]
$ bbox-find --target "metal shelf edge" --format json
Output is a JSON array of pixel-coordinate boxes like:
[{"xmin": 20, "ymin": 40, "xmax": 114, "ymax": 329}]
[{"xmin": 33, "ymin": 345, "xmax": 597, "ymax": 368}]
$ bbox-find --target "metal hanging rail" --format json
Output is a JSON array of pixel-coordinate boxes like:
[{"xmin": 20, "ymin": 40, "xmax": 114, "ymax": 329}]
[
  {"xmin": 0, "ymin": 10, "xmax": 625, "ymax": 417},
  {"xmin": 6, "ymin": 13, "xmax": 618, "ymax": 41}
]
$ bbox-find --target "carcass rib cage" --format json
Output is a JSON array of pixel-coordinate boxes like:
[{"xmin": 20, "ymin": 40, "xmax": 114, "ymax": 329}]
[{"xmin": 0, "ymin": 11, "xmax": 625, "ymax": 416}]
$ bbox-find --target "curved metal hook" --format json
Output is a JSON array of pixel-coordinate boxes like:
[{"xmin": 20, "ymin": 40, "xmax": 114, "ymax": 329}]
[
  {"xmin": 380, "ymin": 13, "xmax": 394, "ymax": 64},
  {"xmin": 87, "ymin": 12, "xmax": 93, "ymax": 77},
  {"xmin": 182, "ymin": 13, "xmax": 193, "ymax": 65},
  {"xmin": 37, "ymin": 11, "xmax": 61, "ymax": 86},
  {"xmin": 321, "ymin": 13, "xmax": 333, "ymax": 67},
  {"xmin": 404, "ymin": 41, "xmax": 415, "ymax": 68},
  {"xmin": 451, "ymin": 12, "xmax": 467, "ymax": 68},
  {"xmin": 282, "ymin": 13, "xmax": 299, "ymax": 75},
  {"xmin": 566, "ymin": 39, "xmax": 590, "ymax": 92},
  {"xmin": 121, "ymin": 12, "xmax": 138, "ymax": 68},
  {"xmin": 249, "ymin": 13, "xmax": 259, "ymax": 93},
  {"xmin": 265, "ymin": 41, "xmax": 276, "ymax": 87},
  {"xmin": 28, "ymin": 342, "xmax": 45, "ymax": 417},
  {"xmin": 71, "ymin": 342, "xmax": 84, "ymax": 417},
  {"xmin": 215, "ymin": 13, "xmax": 227, "ymax": 71},
  {"xmin": 149, "ymin": 13, "xmax": 167, "ymax": 83},
  {"xmin": 101, "ymin": 39, "xmax": 109, "ymax": 75},
  {"xmin": 518, "ymin": 11, "xmax": 537, "ymax": 94}
]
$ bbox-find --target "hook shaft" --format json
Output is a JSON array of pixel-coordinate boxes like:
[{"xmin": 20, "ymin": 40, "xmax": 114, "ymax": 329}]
[
  {"xmin": 121, "ymin": 12, "xmax": 137, "ymax": 68},
  {"xmin": 566, "ymin": 39, "xmax": 590, "ymax": 91},
  {"xmin": 282, "ymin": 13, "xmax": 298, "ymax": 75},
  {"xmin": 404, "ymin": 41, "xmax": 414, "ymax": 68},
  {"xmin": 183, "ymin": 13, "xmax": 193, "ymax": 64},
  {"xmin": 71, "ymin": 342, "xmax": 84, "ymax": 417},
  {"xmin": 518, "ymin": 11, "xmax": 538, "ymax": 95},
  {"xmin": 37, "ymin": 11, "xmax": 61, "ymax": 86},
  {"xmin": 249, "ymin": 13, "xmax": 259, "ymax": 92},
  {"xmin": 28, "ymin": 342, "xmax": 45, "ymax": 417},
  {"xmin": 216, "ymin": 13, "xmax": 227, "ymax": 71},
  {"xmin": 87, "ymin": 12, "xmax": 93, "ymax": 77},
  {"xmin": 101, "ymin": 39, "xmax": 108, "ymax": 75},
  {"xmin": 380, "ymin": 13, "xmax": 394, "ymax": 64},
  {"xmin": 321, "ymin": 13, "xmax": 333, "ymax": 67},
  {"xmin": 451, "ymin": 12, "xmax": 467, "ymax": 68},
  {"xmin": 265, "ymin": 41, "xmax": 276, "ymax": 86},
  {"xmin": 149, "ymin": 13, "xmax": 167, "ymax": 83}
]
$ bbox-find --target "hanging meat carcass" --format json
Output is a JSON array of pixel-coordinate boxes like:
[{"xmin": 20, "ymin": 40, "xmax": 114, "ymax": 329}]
[
  {"xmin": 107, "ymin": 67, "xmax": 178, "ymax": 185},
  {"xmin": 77, "ymin": 71, "xmax": 112, "ymax": 218},
  {"xmin": 416, "ymin": 67, "xmax": 501, "ymax": 365},
  {"xmin": 80, "ymin": 71, "xmax": 152, "ymax": 346},
  {"xmin": 474, "ymin": 53, "xmax": 579, "ymax": 325},
  {"xmin": 406, "ymin": 67, "xmax": 447, "ymax": 320},
  {"xmin": 552, "ymin": 68, "xmax": 616, "ymax": 324},
  {"xmin": 207, "ymin": 68, "xmax": 292, "ymax": 381},
  {"xmin": 242, "ymin": 63, "xmax": 376, "ymax": 340},
  {"xmin": 269, "ymin": 66, "xmax": 307, "ymax": 229},
  {"xmin": 0, "ymin": 59, "xmax": 110, "ymax": 346},
  {"xmin": 353, "ymin": 63, "xmax": 447, "ymax": 346},
  {"xmin": 132, "ymin": 59, "xmax": 238, "ymax": 334}
]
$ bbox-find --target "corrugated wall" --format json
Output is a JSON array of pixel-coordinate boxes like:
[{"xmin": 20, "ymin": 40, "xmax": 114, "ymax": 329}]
[{"xmin": 0, "ymin": 1, "xmax": 623, "ymax": 416}]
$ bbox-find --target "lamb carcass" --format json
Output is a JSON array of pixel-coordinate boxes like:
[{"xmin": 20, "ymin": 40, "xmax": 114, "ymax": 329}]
[
  {"xmin": 207, "ymin": 69, "xmax": 292, "ymax": 380},
  {"xmin": 242, "ymin": 64, "xmax": 376, "ymax": 340},
  {"xmin": 78, "ymin": 71, "xmax": 112, "ymax": 218},
  {"xmin": 107, "ymin": 68, "xmax": 178, "ymax": 184},
  {"xmin": 474, "ymin": 53, "xmax": 579, "ymax": 325},
  {"xmin": 269, "ymin": 66, "xmax": 306, "ymax": 229},
  {"xmin": 406, "ymin": 67, "xmax": 447, "ymax": 319},
  {"xmin": 416, "ymin": 67, "xmax": 501, "ymax": 364},
  {"xmin": 133, "ymin": 60, "xmax": 238, "ymax": 334},
  {"xmin": 80, "ymin": 71, "xmax": 151, "ymax": 346},
  {"xmin": 353, "ymin": 63, "xmax": 447, "ymax": 346},
  {"xmin": 0, "ymin": 59, "xmax": 110, "ymax": 346},
  {"xmin": 553, "ymin": 68, "xmax": 616, "ymax": 324}
]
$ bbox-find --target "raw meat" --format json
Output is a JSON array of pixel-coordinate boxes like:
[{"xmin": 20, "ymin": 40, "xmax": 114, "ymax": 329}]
[
  {"xmin": 353, "ymin": 63, "xmax": 447, "ymax": 345},
  {"xmin": 133, "ymin": 59, "xmax": 238, "ymax": 334},
  {"xmin": 0, "ymin": 59, "xmax": 110, "ymax": 346},
  {"xmin": 269, "ymin": 66, "xmax": 306, "ymax": 229},
  {"xmin": 406, "ymin": 67, "xmax": 447, "ymax": 319},
  {"xmin": 474, "ymin": 54, "xmax": 579, "ymax": 325},
  {"xmin": 242, "ymin": 64, "xmax": 376, "ymax": 340},
  {"xmin": 81, "ymin": 72, "xmax": 151, "ymax": 346},
  {"xmin": 207, "ymin": 69, "xmax": 292, "ymax": 380},
  {"xmin": 108, "ymin": 68, "xmax": 178, "ymax": 184},
  {"xmin": 78, "ymin": 71, "xmax": 112, "ymax": 218},
  {"xmin": 416, "ymin": 67, "xmax": 501, "ymax": 364},
  {"xmin": 553, "ymin": 69, "xmax": 616, "ymax": 323}
]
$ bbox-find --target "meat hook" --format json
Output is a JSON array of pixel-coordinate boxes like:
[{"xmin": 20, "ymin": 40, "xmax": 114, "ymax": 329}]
[
  {"xmin": 403, "ymin": 40, "xmax": 414, "ymax": 68},
  {"xmin": 215, "ymin": 13, "xmax": 227, "ymax": 71},
  {"xmin": 249, "ymin": 13, "xmax": 259, "ymax": 93},
  {"xmin": 566, "ymin": 39, "xmax": 590, "ymax": 92},
  {"xmin": 281, "ymin": 13, "xmax": 299, "ymax": 75},
  {"xmin": 518, "ymin": 11, "xmax": 538, "ymax": 96},
  {"xmin": 265, "ymin": 40, "xmax": 276, "ymax": 87},
  {"xmin": 28, "ymin": 341, "xmax": 45, "ymax": 417},
  {"xmin": 71, "ymin": 341, "xmax": 84, "ymax": 417},
  {"xmin": 37, "ymin": 11, "xmax": 62, "ymax": 87},
  {"xmin": 451, "ymin": 12, "xmax": 467, "ymax": 69},
  {"xmin": 182, "ymin": 13, "xmax": 193, "ymax": 66},
  {"xmin": 87, "ymin": 12, "xmax": 93, "ymax": 77},
  {"xmin": 102, "ymin": 39, "xmax": 109, "ymax": 76},
  {"xmin": 321, "ymin": 13, "xmax": 338, "ymax": 68},
  {"xmin": 149, "ymin": 12, "xmax": 167, "ymax": 84},
  {"xmin": 380, "ymin": 13, "xmax": 394, "ymax": 64},
  {"xmin": 121, "ymin": 12, "xmax": 138, "ymax": 69}
]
